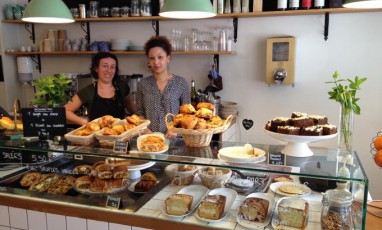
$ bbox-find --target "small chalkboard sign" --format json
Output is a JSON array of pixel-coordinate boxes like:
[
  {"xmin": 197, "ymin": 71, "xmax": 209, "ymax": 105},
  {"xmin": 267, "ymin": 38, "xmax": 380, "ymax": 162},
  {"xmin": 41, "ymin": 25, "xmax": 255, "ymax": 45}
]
[
  {"xmin": 21, "ymin": 107, "xmax": 67, "ymax": 139},
  {"xmin": 113, "ymin": 141, "xmax": 128, "ymax": 153},
  {"xmin": 106, "ymin": 196, "xmax": 121, "ymax": 209},
  {"xmin": 268, "ymin": 152, "xmax": 286, "ymax": 166}
]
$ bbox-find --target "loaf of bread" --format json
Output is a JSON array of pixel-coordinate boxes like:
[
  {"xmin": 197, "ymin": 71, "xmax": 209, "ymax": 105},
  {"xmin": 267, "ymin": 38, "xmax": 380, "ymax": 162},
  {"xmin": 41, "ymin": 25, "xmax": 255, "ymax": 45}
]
[
  {"xmin": 278, "ymin": 198, "xmax": 308, "ymax": 229},
  {"xmin": 165, "ymin": 194, "xmax": 193, "ymax": 216},
  {"xmin": 197, "ymin": 195, "xmax": 226, "ymax": 220},
  {"xmin": 239, "ymin": 197, "xmax": 269, "ymax": 223}
]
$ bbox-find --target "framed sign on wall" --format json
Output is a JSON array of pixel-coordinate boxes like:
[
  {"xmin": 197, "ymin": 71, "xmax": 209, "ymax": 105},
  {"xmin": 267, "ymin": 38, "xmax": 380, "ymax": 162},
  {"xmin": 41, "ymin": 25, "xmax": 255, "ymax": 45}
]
[{"xmin": 266, "ymin": 37, "xmax": 296, "ymax": 86}]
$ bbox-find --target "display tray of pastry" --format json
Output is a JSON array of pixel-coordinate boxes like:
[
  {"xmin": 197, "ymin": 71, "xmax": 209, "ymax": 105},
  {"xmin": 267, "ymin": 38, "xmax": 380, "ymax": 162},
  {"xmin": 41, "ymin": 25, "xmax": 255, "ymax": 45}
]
[
  {"xmin": 237, "ymin": 193, "xmax": 275, "ymax": 229},
  {"xmin": 196, "ymin": 187, "xmax": 237, "ymax": 222},
  {"xmin": 95, "ymin": 117, "xmax": 150, "ymax": 142},
  {"xmin": 162, "ymin": 185, "xmax": 209, "ymax": 217},
  {"xmin": 272, "ymin": 197, "xmax": 309, "ymax": 230},
  {"xmin": 64, "ymin": 118, "xmax": 107, "ymax": 144}
]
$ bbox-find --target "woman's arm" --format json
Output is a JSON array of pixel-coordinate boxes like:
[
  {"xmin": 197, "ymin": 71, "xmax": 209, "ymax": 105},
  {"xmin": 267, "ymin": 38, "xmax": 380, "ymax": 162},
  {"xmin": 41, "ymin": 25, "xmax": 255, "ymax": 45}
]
[
  {"xmin": 65, "ymin": 95, "xmax": 88, "ymax": 126},
  {"xmin": 124, "ymin": 94, "xmax": 136, "ymax": 115}
]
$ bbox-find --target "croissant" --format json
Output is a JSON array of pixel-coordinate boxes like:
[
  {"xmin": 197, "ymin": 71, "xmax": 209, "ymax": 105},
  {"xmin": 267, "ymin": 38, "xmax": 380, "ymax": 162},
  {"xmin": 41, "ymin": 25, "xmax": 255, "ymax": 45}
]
[{"xmin": 134, "ymin": 180, "xmax": 156, "ymax": 192}]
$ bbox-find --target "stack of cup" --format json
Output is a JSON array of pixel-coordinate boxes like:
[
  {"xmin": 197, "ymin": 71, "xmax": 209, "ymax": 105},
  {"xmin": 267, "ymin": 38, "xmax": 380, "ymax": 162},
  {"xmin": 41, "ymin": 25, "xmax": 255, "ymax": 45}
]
[{"xmin": 58, "ymin": 30, "xmax": 67, "ymax": 51}]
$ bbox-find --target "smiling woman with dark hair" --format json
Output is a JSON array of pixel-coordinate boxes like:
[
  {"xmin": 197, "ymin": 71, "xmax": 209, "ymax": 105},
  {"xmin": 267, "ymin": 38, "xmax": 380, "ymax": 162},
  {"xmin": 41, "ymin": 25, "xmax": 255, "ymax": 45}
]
[{"xmin": 65, "ymin": 52, "xmax": 135, "ymax": 126}]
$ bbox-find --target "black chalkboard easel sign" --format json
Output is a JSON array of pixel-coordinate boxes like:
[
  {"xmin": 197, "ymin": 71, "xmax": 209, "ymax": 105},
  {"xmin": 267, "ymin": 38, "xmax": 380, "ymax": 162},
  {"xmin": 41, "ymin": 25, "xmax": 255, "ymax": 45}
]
[
  {"xmin": 21, "ymin": 107, "xmax": 67, "ymax": 139},
  {"xmin": 268, "ymin": 152, "xmax": 286, "ymax": 166}
]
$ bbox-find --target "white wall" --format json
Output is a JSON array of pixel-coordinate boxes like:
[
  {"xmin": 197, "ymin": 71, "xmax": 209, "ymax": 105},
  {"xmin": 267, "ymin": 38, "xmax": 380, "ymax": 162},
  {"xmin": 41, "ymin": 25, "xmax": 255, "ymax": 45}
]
[{"xmin": 1, "ymin": 6, "xmax": 381, "ymax": 198}]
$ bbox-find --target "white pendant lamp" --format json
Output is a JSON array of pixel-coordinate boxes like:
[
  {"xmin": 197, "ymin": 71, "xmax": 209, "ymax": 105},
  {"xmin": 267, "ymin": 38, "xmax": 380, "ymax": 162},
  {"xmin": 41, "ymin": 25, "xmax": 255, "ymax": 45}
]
[
  {"xmin": 343, "ymin": 0, "xmax": 382, "ymax": 8},
  {"xmin": 22, "ymin": 0, "xmax": 74, "ymax": 24},
  {"xmin": 159, "ymin": 0, "xmax": 216, "ymax": 19}
]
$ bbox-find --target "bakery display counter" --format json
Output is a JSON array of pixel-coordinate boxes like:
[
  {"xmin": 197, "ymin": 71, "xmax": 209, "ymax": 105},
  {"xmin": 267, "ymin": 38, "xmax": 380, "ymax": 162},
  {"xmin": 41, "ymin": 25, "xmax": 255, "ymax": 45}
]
[{"xmin": 0, "ymin": 137, "xmax": 369, "ymax": 229}]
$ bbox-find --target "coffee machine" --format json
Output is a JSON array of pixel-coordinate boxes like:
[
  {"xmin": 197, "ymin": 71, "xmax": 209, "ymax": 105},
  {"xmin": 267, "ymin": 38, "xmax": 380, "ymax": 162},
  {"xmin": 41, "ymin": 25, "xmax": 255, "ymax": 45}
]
[{"xmin": 126, "ymin": 74, "xmax": 143, "ymax": 104}]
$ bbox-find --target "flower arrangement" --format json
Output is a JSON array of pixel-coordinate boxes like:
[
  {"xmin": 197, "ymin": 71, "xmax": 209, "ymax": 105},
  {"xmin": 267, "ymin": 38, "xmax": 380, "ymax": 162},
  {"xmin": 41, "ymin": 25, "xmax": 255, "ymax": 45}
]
[{"xmin": 32, "ymin": 74, "xmax": 72, "ymax": 107}]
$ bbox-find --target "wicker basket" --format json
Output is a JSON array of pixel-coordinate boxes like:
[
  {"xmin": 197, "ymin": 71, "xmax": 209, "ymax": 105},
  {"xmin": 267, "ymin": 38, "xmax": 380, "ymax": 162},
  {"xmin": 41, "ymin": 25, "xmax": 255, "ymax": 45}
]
[{"xmin": 165, "ymin": 114, "xmax": 233, "ymax": 147}]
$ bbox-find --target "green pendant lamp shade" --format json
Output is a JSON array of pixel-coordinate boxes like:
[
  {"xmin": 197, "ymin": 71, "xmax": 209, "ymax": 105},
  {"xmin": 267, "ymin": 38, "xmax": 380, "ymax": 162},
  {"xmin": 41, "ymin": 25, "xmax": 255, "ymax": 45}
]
[
  {"xmin": 159, "ymin": 0, "xmax": 216, "ymax": 19},
  {"xmin": 343, "ymin": 0, "xmax": 382, "ymax": 8},
  {"xmin": 22, "ymin": 0, "xmax": 74, "ymax": 23}
]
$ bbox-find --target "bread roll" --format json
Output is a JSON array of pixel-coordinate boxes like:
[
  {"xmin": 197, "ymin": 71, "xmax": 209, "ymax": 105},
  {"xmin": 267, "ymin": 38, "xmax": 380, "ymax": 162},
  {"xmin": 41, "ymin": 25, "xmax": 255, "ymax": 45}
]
[
  {"xmin": 181, "ymin": 115, "xmax": 198, "ymax": 129},
  {"xmin": 195, "ymin": 108, "xmax": 213, "ymax": 120},
  {"xmin": 179, "ymin": 104, "xmax": 196, "ymax": 114},
  {"xmin": 112, "ymin": 125, "xmax": 125, "ymax": 135},
  {"xmin": 103, "ymin": 128, "xmax": 118, "ymax": 135},
  {"xmin": 85, "ymin": 122, "xmax": 100, "ymax": 131},
  {"xmin": 194, "ymin": 118, "xmax": 207, "ymax": 129},
  {"xmin": 196, "ymin": 102, "xmax": 215, "ymax": 112},
  {"xmin": 173, "ymin": 114, "xmax": 184, "ymax": 127}
]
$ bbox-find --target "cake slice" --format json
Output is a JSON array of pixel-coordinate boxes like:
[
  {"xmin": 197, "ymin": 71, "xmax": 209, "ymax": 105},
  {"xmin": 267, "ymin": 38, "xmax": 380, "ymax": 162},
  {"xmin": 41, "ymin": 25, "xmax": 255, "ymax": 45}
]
[
  {"xmin": 270, "ymin": 117, "xmax": 291, "ymax": 132},
  {"xmin": 277, "ymin": 126, "xmax": 300, "ymax": 135},
  {"xmin": 300, "ymin": 126, "xmax": 323, "ymax": 136},
  {"xmin": 291, "ymin": 112, "xmax": 308, "ymax": 118},
  {"xmin": 197, "ymin": 195, "xmax": 226, "ymax": 220},
  {"xmin": 165, "ymin": 194, "xmax": 193, "ymax": 216},
  {"xmin": 291, "ymin": 117, "xmax": 315, "ymax": 128},
  {"xmin": 320, "ymin": 124, "xmax": 337, "ymax": 135},
  {"xmin": 278, "ymin": 198, "xmax": 308, "ymax": 229},
  {"xmin": 240, "ymin": 197, "xmax": 269, "ymax": 223},
  {"xmin": 309, "ymin": 115, "xmax": 328, "ymax": 125}
]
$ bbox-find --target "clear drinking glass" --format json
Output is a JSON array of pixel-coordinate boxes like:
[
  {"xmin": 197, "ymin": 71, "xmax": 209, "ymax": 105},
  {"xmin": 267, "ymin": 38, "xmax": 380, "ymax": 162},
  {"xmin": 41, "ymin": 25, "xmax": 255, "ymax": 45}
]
[
  {"xmin": 89, "ymin": 1, "xmax": 99, "ymax": 18},
  {"xmin": 131, "ymin": 0, "xmax": 140, "ymax": 16},
  {"xmin": 141, "ymin": 0, "xmax": 151, "ymax": 16}
]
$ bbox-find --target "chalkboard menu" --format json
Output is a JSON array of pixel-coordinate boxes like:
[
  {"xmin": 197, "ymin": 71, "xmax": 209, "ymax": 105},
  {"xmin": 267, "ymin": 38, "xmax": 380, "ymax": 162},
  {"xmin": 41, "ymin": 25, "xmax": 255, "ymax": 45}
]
[{"xmin": 21, "ymin": 107, "xmax": 67, "ymax": 138}]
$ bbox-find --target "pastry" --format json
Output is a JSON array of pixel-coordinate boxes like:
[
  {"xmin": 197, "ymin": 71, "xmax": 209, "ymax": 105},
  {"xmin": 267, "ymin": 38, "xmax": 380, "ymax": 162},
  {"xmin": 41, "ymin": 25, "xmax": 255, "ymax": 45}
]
[
  {"xmin": 141, "ymin": 172, "xmax": 158, "ymax": 182},
  {"xmin": 309, "ymin": 115, "xmax": 328, "ymax": 125},
  {"xmin": 180, "ymin": 115, "xmax": 198, "ymax": 129},
  {"xmin": 126, "ymin": 114, "xmax": 142, "ymax": 126},
  {"xmin": 123, "ymin": 123, "xmax": 136, "ymax": 131},
  {"xmin": 20, "ymin": 172, "xmax": 42, "ymax": 187},
  {"xmin": 196, "ymin": 102, "xmax": 215, "ymax": 112},
  {"xmin": 270, "ymin": 117, "xmax": 291, "ymax": 132},
  {"xmin": 197, "ymin": 195, "xmax": 226, "ymax": 220},
  {"xmin": 99, "ymin": 115, "xmax": 116, "ymax": 128},
  {"xmin": 112, "ymin": 125, "xmax": 125, "ymax": 135},
  {"xmin": 139, "ymin": 135, "xmax": 166, "ymax": 152},
  {"xmin": 47, "ymin": 183, "xmax": 71, "ymax": 195},
  {"xmin": 194, "ymin": 118, "xmax": 207, "ymax": 129},
  {"xmin": 278, "ymin": 198, "xmax": 308, "ymax": 229},
  {"xmin": 92, "ymin": 161, "xmax": 106, "ymax": 170},
  {"xmin": 73, "ymin": 165, "xmax": 92, "ymax": 175},
  {"xmin": 291, "ymin": 112, "xmax": 308, "ymax": 118},
  {"xmin": 103, "ymin": 128, "xmax": 118, "ymax": 136},
  {"xmin": 179, "ymin": 103, "xmax": 196, "ymax": 114},
  {"xmin": 207, "ymin": 115, "xmax": 224, "ymax": 128},
  {"xmin": 61, "ymin": 176, "xmax": 76, "ymax": 186},
  {"xmin": 278, "ymin": 184, "xmax": 304, "ymax": 195},
  {"xmin": 273, "ymin": 175, "xmax": 293, "ymax": 183},
  {"xmin": 96, "ymin": 164, "xmax": 113, "ymax": 179},
  {"xmin": 195, "ymin": 108, "xmax": 213, "ymax": 120},
  {"xmin": 178, "ymin": 165, "xmax": 196, "ymax": 172},
  {"xmin": 105, "ymin": 179, "xmax": 127, "ymax": 189},
  {"xmin": 134, "ymin": 180, "xmax": 157, "ymax": 192},
  {"xmin": 320, "ymin": 124, "xmax": 337, "ymax": 135},
  {"xmin": 112, "ymin": 165, "xmax": 129, "ymax": 179},
  {"xmin": 85, "ymin": 122, "xmax": 100, "ymax": 131},
  {"xmin": 165, "ymin": 194, "xmax": 193, "ymax": 216},
  {"xmin": 75, "ymin": 128, "xmax": 94, "ymax": 136},
  {"xmin": 239, "ymin": 197, "xmax": 269, "ymax": 223},
  {"xmin": 173, "ymin": 113, "xmax": 184, "ymax": 127},
  {"xmin": 0, "ymin": 116, "xmax": 15, "ymax": 130}
]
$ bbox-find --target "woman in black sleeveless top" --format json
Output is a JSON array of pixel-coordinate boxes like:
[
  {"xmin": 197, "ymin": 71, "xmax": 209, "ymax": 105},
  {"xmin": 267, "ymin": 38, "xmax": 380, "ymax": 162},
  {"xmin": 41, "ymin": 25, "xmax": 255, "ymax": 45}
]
[{"xmin": 65, "ymin": 52, "xmax": 135, "ymax": 126}]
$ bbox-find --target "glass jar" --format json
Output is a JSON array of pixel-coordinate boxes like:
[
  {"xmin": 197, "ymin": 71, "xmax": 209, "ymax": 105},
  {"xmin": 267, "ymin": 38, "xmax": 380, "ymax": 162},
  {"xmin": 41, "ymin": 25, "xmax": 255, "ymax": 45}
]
[
  {"xmin": 89, "ymin": 1, "xmax": 99, "ymax": 18},
  {"xmin": 131, "ymin": 0, "xmax": 140, "ymax": 16},
  {"xmin": 141, "ymin": 0, "xmax": 151, "ymax": 16},
  {"xmin": 100, "ymin": 7, "xmax": 110, "ymax": 17},
  {"xmin": 120, "ymin": 6, "xmax": 130, "ymax": 17},
  {"xmin": 111, "ymin": 7, "xmax": 120, "ymax": 17},
  {"xmin": 321, "ymin": 184, "xmax": 353, "ymax": 230}
]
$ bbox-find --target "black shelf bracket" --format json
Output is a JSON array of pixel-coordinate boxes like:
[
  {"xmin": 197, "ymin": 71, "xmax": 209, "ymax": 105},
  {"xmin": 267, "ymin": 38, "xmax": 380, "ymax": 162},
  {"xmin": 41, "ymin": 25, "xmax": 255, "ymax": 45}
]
[
  {"xmin": 80, "ymin": 22, "xmax": 91, "ymax": 45},
  {"xmin": 25, "ymin": 23, "xmax": 35, "ymax": 44},
  {"xmin": 324, "ymin": 12, "xmax": 329, "ymax": 41},
  {"xmin": 233, "ymin": 17, "xmax": 238, "ymax": 43},
  {"xmin": 152, "ymin": 20, "xmax": 159, "ymax": 35},
  {"xmin": 31, "ymin": 54, "xmax": 41, "ymax": 73},
  {"xmin": 214, "ymin": 54, "xmax": 219, "ymax": 73}
]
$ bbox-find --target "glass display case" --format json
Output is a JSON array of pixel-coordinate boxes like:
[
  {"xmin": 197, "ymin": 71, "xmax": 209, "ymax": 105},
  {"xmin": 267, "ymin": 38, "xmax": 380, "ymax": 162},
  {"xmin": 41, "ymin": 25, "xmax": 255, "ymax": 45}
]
[{"xmin": 0, "ymin": 136, "xmax": 368, "ymax": 229}]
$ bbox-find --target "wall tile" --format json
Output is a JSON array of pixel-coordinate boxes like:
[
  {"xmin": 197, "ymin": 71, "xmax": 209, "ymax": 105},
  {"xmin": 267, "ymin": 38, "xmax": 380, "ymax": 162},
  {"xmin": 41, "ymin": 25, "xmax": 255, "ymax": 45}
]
[
  {"xmin": 27, "ymin": 210, "xmax": 47, "ymax": 230},
  {"xmin": 87, "ymin": 219, "xmax": 108, "ymax": 230},
  {"xmin": 9, "ymin": 207, "xmax": 27, "ymax": 230},
  {"xmin": 109, "ymin": 223, "xmax": 131, "ymax": 230},
  {"xmin": 0, "ymin": 205, "xmax": 9, "ymax": 226},
  {"xmin": 66, "ymin": 216, "xmax": 86, "ymax": 230},
  {"xmin": 47, "ymin": 213, "xmax": 66, "ymax": 230}
]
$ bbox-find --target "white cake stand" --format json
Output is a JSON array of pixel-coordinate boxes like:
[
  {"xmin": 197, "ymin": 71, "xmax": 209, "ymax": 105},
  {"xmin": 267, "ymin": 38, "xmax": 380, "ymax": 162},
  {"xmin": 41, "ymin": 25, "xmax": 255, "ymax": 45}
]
[{"xmin": 264, "ymin": 129, "xmax": 338, "ymax": 157}]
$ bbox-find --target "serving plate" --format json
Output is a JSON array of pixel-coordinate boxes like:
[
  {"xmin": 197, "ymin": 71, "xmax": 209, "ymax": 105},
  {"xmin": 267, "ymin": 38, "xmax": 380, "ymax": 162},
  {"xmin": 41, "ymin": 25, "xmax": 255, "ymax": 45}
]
[
  {"xmin": 162, "ymin": 185, "xmax": 209, "ymax": 218},
  {"xmin": 272, "ymin": 197, "xmax": 309, "ymax": 230},
  {"xmin": 137, "ymin": 133, "xmax": 169, "ymax": 154},
  {"xmin": 270, "ymin": 181, "xmax": 311, "ymax": 197},
  {"xmin": 74, "ymin": 178, "xmax": 129, "ymax": 195},
  {"xmin": 217, "ymin": 146, "xmax": 266, "ymax": 163},
  {"xmin": 195, "ymin": 187, "xmax": 237, "ymax": 222},
  {"xmin": 236, "ymin": 193, "xmax": 275, "ymax": 229}
]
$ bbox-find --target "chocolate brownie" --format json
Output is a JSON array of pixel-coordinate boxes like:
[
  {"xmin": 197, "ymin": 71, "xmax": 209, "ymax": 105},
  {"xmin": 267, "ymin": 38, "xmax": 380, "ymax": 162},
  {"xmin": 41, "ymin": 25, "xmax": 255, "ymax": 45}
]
[
  {"xmin": 309, "ymin": 115, "xmax": 328, "ymax": 125},
  {"xmin": 291, "ymin": 112, "xmax": 308, "ymax": 118},
  {"xmin": 277, "ymin": 126, "xmax": 300, "ymax": 135},
  {"xmin": 291, "ymin": 117, "xmax": 315, "ymax": 128},
  {"xmin": 320, "ymin": 124, "xmax": 337, "ymax": 135},
  {"xmin": 270, "ymin": 117, "xmax": 291, "ymax": 132},
  {"xmin": 300, "ymin": 126, "xmax": 323, "ymax": 136}
]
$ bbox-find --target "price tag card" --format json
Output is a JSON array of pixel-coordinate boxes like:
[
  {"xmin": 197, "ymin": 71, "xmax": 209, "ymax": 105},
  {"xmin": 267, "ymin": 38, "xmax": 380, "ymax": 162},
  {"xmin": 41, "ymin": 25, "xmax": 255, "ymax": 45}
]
[
  {"xmin": 106, "ymin": 196, "xmax": 121, "ymax": 209},
  {"xmin": 268, "ymin": 152, "xmax": 286, "ymax": 166},
  {"xmin": 113, "ymin": 141, "xmax": 128, "ymax": 153}
]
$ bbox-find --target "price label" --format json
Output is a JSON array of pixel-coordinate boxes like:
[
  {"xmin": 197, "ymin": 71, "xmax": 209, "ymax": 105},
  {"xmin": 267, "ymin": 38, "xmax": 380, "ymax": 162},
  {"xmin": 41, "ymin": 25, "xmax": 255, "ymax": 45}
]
[
  {"xmin": 268, "ymin": 152, "xmax": 286, "ymax": 166},
  {"xmin": 113, "ymin": 141, "xmax": 128, "ymax": 153},
  {"xmin": 106, "ymin": 196, "xmax": 121, "ymax": 209}
]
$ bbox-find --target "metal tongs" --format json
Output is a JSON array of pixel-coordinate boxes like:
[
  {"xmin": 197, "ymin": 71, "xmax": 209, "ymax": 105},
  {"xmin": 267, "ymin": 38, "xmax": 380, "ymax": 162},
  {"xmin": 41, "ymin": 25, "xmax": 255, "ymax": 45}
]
[{"xmin": 367, "ymin": 200, "xmax": 382, "ymax": 218}]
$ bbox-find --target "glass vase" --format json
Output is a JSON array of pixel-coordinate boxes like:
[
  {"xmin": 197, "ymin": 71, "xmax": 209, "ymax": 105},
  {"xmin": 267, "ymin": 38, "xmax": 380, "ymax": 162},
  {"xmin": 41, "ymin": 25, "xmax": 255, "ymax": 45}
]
[{"xmin": 338, "ymin": 105, "xmax": 354, "ymax": 154}]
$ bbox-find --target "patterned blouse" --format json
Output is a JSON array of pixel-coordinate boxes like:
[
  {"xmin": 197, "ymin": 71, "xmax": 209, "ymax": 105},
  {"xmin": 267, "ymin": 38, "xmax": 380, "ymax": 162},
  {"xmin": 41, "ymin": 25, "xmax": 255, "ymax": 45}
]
[{"xmin": 136, "ymin": 74, "xmax": 191, "ymax": 133}]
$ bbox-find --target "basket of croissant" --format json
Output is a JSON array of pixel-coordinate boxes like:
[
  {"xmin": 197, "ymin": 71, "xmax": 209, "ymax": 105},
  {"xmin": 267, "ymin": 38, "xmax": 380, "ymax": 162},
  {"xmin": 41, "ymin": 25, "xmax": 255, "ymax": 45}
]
[{"xmin": 165, "ymin": 102, "xmax": 233, "ymax": 147}]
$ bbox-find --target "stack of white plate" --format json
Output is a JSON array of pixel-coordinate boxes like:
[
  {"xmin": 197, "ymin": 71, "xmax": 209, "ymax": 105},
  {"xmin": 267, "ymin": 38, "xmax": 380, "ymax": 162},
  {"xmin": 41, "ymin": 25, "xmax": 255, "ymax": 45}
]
[
  {"xmin": 111, "ymin": 38, "xmax": 131, "ymax": 51},
  {"xmin": 220, "ymin": 101, "xmax": 238, "ymax": 119}
]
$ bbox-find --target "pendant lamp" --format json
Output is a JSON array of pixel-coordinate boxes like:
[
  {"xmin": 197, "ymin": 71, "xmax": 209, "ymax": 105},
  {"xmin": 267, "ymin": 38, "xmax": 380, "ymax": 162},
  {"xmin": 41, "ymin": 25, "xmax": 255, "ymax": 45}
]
[
  {"xmin": 159, "ymin": 0, "xmax": 216, "ymax": 19},
  {"xmin": 343, "ymin": 0, "xmax": 382, "ymax": 8},
  {"xmin": 22, "ymin": 0, "xmax": 74, "ymax": 23}
]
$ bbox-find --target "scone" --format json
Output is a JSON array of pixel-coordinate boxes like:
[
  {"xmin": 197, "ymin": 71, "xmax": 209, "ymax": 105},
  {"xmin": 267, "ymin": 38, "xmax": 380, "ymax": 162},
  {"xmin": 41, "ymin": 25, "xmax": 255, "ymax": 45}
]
[
  {"xmin": 179, "ymin": 103, "xmax": 196, "ymax": 114},
  {"xmin": 195, "ymin": 108, "xmax": 213, "ymax": 120},
  {"xmin": 196, "ymin": 102, "xmax": 215, "ymax": 112}
]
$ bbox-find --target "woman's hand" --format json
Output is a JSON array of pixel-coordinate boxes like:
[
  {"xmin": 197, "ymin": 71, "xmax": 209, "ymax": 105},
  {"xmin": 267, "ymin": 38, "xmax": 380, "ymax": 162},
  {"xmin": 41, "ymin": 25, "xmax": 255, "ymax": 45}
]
[{"xmin": 165, "ymin": 131, "xmax": 177, "ymax": 138}]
